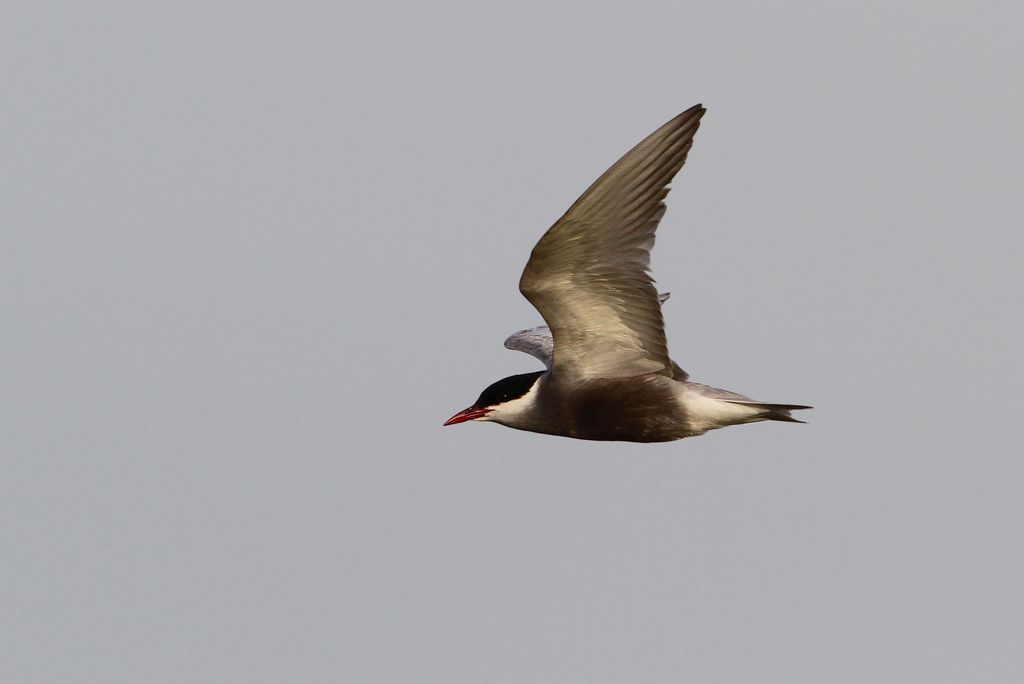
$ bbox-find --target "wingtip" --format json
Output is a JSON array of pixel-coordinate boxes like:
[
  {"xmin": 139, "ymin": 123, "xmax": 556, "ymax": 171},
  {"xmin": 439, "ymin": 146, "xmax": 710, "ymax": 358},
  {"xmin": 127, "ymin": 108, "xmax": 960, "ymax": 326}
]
[{"xmin": 665, "ymin": 104, "xmax": 706, "ymax": 131}]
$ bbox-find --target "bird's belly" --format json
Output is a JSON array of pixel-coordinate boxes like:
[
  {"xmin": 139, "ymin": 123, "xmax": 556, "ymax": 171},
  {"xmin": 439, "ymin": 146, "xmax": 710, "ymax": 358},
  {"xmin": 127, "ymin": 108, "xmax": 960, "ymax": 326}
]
[{"xmin": 544, "ymin": 376, "xmax": 694, "ymax": 442}]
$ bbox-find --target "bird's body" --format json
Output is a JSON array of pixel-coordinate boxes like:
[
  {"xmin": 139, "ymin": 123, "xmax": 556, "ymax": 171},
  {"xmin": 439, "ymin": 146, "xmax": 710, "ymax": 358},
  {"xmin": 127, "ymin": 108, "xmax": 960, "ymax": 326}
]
[
  {"xmin": 445, "ymin": 104, "xmax": 811, "ymax": 442},
  {"xmin": 477, "ymin": 372, "xmax": 806, "ymax": 443}
]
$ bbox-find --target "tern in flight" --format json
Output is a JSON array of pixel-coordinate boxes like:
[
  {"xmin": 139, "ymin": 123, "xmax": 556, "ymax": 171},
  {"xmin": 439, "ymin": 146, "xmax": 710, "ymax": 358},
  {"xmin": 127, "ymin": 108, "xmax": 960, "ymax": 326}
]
[{"xmin": 444, "ymin": 105, "xmax": 811, "ymax": 441}]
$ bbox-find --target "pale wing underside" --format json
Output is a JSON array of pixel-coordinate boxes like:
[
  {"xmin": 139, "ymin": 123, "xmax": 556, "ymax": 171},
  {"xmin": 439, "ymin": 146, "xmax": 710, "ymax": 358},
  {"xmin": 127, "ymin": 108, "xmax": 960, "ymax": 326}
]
[
  {"xmin": 519, "ymin": 105, "xmax": 705, "ymax": 379},
  {"xmin": 503, "ymin": 326, "xmax": 554, "ymax": 368}
]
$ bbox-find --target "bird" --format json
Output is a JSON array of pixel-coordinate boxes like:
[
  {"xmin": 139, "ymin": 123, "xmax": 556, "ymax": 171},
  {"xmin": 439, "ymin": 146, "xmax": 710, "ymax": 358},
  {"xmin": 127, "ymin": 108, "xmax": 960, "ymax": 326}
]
[{"xmin": 444, "ymin": 104, "xmax": 811, "ymax": 442}]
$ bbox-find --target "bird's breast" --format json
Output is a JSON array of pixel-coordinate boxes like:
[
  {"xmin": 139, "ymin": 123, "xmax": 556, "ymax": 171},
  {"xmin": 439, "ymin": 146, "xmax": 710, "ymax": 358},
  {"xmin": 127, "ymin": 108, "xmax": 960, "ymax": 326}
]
[{"xmin": 538, "ymin": 374, "xmax": 693, "ymax": 442}]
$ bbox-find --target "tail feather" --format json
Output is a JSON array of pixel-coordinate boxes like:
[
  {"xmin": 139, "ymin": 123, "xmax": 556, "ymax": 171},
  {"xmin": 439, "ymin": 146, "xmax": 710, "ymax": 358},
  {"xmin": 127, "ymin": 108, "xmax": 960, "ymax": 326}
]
[{"xmin": 721, "ymin": 400, "xmax": 813, "ymax": 424}]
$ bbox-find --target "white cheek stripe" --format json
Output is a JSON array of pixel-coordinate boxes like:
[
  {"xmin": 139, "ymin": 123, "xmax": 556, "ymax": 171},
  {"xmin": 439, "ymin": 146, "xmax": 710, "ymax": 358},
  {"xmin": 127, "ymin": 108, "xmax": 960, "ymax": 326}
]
[{"xmin": 480, "ymin": 377, "xmax": 542, "ymax": 424}]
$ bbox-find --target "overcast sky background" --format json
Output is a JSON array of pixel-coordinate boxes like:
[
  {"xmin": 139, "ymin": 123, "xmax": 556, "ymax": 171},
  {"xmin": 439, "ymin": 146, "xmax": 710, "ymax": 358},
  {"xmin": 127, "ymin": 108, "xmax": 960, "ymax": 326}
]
[{"xmin": 3, "ymin": 2, "xmax": 1022, "ymax": 682}]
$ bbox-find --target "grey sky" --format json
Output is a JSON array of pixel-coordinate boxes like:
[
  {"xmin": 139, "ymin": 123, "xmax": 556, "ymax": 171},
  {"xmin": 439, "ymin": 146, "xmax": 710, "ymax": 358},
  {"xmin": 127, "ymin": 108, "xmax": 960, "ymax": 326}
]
[{"xmin": 3, "ymin": 2, "xmax": 1022, "ymax": 682}]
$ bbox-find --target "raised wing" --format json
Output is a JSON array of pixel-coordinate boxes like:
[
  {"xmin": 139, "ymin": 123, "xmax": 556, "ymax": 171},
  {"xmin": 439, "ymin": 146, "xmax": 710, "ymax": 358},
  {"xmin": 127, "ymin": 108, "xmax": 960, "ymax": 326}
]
[{"xmin": 519, "ymin": 105, "xmax": 705, "ymax": 379}]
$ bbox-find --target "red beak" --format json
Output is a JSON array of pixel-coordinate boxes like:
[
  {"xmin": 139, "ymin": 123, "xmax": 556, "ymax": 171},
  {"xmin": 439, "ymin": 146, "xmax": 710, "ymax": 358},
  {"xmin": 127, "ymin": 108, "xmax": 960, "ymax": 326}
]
[{"xmin": 443, "ymin": 407, "xmax": 490, "ymax": 426}]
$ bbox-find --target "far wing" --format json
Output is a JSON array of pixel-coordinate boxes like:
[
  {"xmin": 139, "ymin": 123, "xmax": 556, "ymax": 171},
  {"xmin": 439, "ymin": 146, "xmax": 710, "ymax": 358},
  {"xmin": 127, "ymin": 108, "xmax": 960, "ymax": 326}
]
[{"xmin": 503, "ymin": 326, "xmax": 554, "ymax": 368}]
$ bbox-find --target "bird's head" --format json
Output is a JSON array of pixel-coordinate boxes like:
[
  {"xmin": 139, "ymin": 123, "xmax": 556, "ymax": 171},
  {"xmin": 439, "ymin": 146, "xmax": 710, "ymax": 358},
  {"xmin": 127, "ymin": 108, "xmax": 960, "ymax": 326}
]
[{"xmin": 443, "ymin": 371, "xmax": 544, "ymax": 427}]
